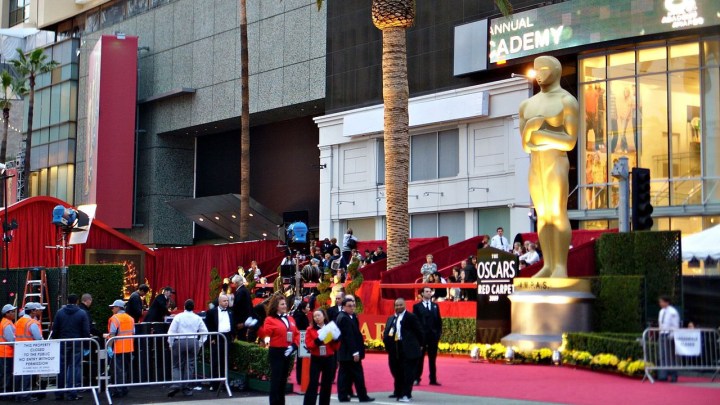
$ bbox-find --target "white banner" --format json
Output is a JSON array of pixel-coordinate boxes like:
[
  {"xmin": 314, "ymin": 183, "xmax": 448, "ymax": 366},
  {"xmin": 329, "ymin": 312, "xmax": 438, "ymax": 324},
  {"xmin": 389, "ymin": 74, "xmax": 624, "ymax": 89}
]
[
  {"xmin": 13, "ymin": 341, "xmax": 61, "ymax": 375},
  {"xmin": 674, "ymin": 329, "xmax": 702, "ymax": 356},
  {"xmin": 298, "ymin": 330, "xmax": 310, "ymax": 358}
]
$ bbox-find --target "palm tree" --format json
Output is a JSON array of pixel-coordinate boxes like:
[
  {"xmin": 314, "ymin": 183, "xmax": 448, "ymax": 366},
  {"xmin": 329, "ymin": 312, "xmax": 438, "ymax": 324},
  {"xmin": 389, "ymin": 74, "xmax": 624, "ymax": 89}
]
[
  {"xmin": 320, "ymin": 0, "xmax": 513, "ymax": 270},
  {"xmin": 239, "ymin": 0, "xmax": 250, "ymax": 240},
  {"xmin": 0, "ymin": 71, "xmax": 27, "ymax": 165},
  {"xmin": 10, "ymin": 48, "xmax": 59, "ymax": 199}
]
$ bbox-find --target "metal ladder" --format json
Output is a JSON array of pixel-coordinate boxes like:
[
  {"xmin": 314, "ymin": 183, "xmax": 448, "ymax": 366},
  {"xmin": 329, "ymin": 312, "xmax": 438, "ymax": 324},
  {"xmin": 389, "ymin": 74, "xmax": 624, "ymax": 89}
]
[{"xmin": 22, "ymin": 268, "xmax": 52, "ymax": 331}]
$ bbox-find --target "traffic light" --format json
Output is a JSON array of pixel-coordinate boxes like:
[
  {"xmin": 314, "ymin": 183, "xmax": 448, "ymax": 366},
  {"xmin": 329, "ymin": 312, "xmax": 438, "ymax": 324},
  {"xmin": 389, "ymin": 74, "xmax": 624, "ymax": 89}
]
[{"xmin": 631, "ymin": 168, "xmax": 654, "ymax": 231}]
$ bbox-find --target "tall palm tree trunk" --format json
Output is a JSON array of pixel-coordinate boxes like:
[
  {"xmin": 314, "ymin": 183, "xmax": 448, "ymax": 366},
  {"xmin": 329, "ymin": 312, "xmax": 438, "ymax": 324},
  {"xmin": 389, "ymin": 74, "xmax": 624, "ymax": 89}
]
[
  {"xmin": 239, "ymin": 0, "xmax": 250, "ymax": 240},
  {"xmin": 22, "ymin": 77, "xmax": 35, "ymax": 199},
  {"xmin": 381, "ymin": 26, "xmax": 410, "ymax": 269}
]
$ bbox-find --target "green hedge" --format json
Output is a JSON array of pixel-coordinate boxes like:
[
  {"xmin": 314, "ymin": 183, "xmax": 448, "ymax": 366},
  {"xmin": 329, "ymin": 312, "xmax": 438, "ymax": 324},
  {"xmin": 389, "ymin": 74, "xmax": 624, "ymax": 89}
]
[
  {"xmin": 68, "ymin": 264, "xmax": 124, "ymax": 329},
  {"xmin": 229, "ymin": 340, "xmax": 294, "ymax": 380},
  {"xmin": 592, "ymin": 276, "xmax": 644, "ymax": 333},
  {"xmin": 441, "ymin": 318, "xmax": 476, "ymax": 344},
  {"xmin": 565, "ymin": 332, "xmax": 643, "ymax": 360},
  {"xmin": 595, "ymin": 231, "xmax": 681, "ymax": 327}
]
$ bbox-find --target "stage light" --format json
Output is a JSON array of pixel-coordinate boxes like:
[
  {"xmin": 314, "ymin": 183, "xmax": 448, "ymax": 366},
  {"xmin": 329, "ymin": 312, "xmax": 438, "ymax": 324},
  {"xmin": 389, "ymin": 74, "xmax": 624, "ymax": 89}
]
[
  {"xmin": 527, "ymin": 69, "xmax": 536, "ymax": 78},
  {"xmin": 199, "ymin": 218, "xmax": 204, "ymax": 222},
  {"xmin": 552, "ymin": 350, "xmax": 561, "ymax": 366},
  {"xmin": 505, "ymin": 347, "xmax": 514, "ymax": 364},
  {"xmin": 231, "ymin": 214, "xmax": 237, "ymax": 219}
]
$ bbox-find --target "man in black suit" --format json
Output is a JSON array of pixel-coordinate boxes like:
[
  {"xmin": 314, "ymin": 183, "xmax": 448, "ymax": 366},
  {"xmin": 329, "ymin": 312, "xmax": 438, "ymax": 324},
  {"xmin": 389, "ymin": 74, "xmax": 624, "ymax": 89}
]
[
  {"xmin": 144, "ymin": 286, "xmax": 173, "ymax": 323},
  {"xmin": 232, "ymin": 275, "xmax": 253, "ymax": 341},
  {"xmin": 327, "ymin": 291, "xmax": 345, "ymax": 323},
  {"xmin": 204, "ymin": 294, "xmax": 233, "ymax": 390},
  {"xmin": 336, "ymin": 297, "xmax": 374, "ymax": 403},
  {"xmin": 125, "ymin": 284, "xmax": 149, "ymax": 322},
  {"xmin": 412, "ymin": 286, "xmax": 443, "ymax": 386},
  {"xmin": 384, "ymin": 298, "xmax": 423, "ymax": 403}
]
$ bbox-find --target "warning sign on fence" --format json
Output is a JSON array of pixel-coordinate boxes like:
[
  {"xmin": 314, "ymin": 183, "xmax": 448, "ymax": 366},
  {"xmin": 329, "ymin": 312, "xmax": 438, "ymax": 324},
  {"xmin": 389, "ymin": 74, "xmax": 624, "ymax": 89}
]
[
  {"xmin": 674, "ymin": 329, "xmax": 701, "ymax": 356},
  {"xmin": 13, "ymin": 341, "xmax": 60, "ymax": 375}
]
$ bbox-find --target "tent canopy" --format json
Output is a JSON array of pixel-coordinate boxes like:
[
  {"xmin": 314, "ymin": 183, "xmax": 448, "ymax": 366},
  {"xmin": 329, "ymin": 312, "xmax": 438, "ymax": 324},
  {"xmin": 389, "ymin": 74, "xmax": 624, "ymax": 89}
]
[{"xmin": 682, "ymin": 224, "xmax": 720, "ymax": 261}]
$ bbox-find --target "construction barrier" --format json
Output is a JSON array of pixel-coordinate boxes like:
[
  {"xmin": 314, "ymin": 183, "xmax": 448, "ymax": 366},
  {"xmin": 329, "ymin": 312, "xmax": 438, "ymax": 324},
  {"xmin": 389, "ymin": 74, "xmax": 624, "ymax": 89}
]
[{"xmin": 641, "ymin": 327, "xmax": 720, "ymax": 383}]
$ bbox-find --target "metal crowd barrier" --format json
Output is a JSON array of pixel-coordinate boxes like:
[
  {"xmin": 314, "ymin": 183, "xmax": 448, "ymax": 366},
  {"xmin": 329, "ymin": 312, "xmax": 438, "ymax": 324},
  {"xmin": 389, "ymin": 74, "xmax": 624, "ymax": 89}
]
[
  {"xmin": 0, "ymin": 337, "xmax": 102, "ymax": 404},
  {"xmin": 642, "ymin": 327, "xmax": 720, "ymax": 383},
  {"xmin": 105, "ymin": 331, "xmax": 231, "ymax": 404}
]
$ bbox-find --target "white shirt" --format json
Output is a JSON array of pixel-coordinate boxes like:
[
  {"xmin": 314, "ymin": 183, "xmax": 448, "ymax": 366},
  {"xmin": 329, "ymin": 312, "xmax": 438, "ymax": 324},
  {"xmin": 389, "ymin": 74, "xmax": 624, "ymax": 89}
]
[
  {"xmin": 168, "ymin": 310, "xmax": 209, "ymax": 345},
  {"xmin": 218, "ymin": 308, "xmax": 231, "ymax": 333},
  {"xmin": 395, "ymin": 310, "xmax": 406, "ymax": 340},
  {"xmin": 520, "ymin": 250, "xmax": 540, "ymax": 265},
  {"xmin": 659, "ymin": 305, "xmax": 680, "ymax": 331},
  {"xmin": 490, "ymin": 235, "xmax": 511, "ymax": 251}
]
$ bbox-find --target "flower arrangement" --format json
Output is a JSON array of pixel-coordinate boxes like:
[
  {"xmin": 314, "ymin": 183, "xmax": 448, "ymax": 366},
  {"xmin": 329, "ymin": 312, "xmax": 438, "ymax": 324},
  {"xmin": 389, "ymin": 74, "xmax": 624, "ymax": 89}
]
[{"xmin": 591, "ymin": 353, "xmax": 620, "ymax": 370}]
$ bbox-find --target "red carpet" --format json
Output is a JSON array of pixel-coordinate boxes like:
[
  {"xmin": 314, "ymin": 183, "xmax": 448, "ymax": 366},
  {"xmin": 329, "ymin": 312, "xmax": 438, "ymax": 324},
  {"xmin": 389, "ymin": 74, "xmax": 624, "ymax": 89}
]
[{"xmin": 293, "ymin": 353, "xmax": 720, "ymax": 404}]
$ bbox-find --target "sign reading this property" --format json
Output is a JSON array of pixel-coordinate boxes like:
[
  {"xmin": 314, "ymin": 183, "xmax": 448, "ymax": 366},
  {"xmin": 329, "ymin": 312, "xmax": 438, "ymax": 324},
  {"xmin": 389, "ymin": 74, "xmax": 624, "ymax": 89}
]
[{"xmin": 14, "ymin": 341, "xmax": 60, "ymax": 375}]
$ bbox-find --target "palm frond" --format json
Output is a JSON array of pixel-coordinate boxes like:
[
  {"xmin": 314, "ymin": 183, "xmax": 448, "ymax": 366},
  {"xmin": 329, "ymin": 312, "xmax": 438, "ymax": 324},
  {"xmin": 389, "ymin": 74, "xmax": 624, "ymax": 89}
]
[
  {"xmin": 316, "ymin": 0, "xmax": 324, "ymax": 11},
  {"xmin": 494, "ymin": 0, "xmax": 513, "ymax": 16}
]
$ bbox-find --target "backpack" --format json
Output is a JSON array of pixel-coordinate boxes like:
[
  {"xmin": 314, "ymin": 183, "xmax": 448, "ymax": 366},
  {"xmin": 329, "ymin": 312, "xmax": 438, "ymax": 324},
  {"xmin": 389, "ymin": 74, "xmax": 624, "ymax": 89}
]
[{"xmin": 347, "ymin": 237, "xmax": 357, "ymax": 250}]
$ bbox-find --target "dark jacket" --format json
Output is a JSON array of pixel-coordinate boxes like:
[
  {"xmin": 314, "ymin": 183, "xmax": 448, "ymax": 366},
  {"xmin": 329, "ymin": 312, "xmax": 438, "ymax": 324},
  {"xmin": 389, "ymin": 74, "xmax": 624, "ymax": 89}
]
[
  {"xmin": 327, "ymin": 305, "xmax": 342, "ymax": 323},
  {"xmin": 78, "ymin": 302, "xmax": 101, "ymax": 337},
  {"xmin": 292, "ymin": 310, "xmax": 310, "ymax": 331},
  {"xmin": 205, "ymin": 306, "xmax": 234, "ymax": 336},
  {"xmin": 336, "ymin": 311, "xmax": 365, "ymax": 362},
  {"xmin": 233, "ymin": 285, "xmax": 253, "ymax": 329},
  {"xmin": 382, "ymin": 311, "xmax": 424, "ymax": 359},
  {"xmin": 144, "ymin": 294, "xmax": 169, "ymax": 323},
  {"xmin": 52, "ymin": 304, "xmax": 90, "ymax": 339},
  {"xmin": 412, "ymin": 301, "xmax": 443, "ymax": 343},
  {"xmin": 126, "ymin": 291, "xmax": 144, "ymax": 322}
]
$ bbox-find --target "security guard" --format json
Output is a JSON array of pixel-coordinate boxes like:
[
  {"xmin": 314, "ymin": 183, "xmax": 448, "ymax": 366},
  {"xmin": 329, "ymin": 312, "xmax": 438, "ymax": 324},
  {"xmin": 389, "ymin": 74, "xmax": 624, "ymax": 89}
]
[
  {"xmin": 1, "ymin": 304, "xmax": 17, "ymax": 393},
  {"xmin": 15, "ymin": 302, "xmax": 44, "ymax": 402},
  {"xmin": 106, "ymin": 300, "xmax": 135, "ymax": 398}
]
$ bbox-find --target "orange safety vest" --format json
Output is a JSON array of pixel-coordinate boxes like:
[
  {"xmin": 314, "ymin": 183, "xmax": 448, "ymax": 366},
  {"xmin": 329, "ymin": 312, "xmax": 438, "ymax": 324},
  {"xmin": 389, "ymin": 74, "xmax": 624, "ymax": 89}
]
[
  {"xmin": 15, "ymin": 317, "xmax": 41, "ymax": 342},
  {"xmin": 108, "ymin": 313, "xmax": 134, "ymax": 353},
  {"xmin": 0, "ymin": 317, "xmax": 15, "ymax": 357}
]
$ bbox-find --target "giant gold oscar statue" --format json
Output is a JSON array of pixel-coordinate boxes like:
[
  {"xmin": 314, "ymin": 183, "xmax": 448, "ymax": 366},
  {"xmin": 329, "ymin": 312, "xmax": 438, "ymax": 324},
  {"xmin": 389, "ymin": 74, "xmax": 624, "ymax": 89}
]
[{"xmin": 519, "ymin": 55, "xmax": 579, "ymax": 278}]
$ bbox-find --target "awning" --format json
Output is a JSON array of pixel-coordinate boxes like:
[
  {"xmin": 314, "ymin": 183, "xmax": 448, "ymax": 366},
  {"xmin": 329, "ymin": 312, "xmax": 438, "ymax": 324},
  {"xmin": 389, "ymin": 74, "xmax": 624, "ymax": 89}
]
[
  {"xmin": 167, "ymin": 194, "xmax": 283, "ymax": 242},
  {"xmin": 682, "ymin": 224, "xmax": 720, "ymax": 261}
]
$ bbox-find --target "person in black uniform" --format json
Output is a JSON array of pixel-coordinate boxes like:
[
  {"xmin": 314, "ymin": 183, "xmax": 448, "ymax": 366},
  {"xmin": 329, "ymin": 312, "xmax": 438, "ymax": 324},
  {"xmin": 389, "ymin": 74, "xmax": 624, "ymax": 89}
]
[
  {"xmin": 412, "ymin": 286, "xmax": 443, "ymax": 386},
  {"xmin": 383, "ymin": 298, "xmax": 423, "ymax": 403},
  {"xmin": 204, "ymin": 294, "xmax": 233, "ymax": 390},
  {"xmin": 336, "ymin": 298, "xmax": 374, "ymax": 403},
  {"xmin": 326, "ymin": 292, "xmax": 345, "ymax": 323},
  {"xmin": 144, "ymin": 286, "xmax": 173, "ymax": 323},
  {"xmin": 125, "ymin": 284, "xmax": 149, "ymax": 322},
  {"xmin": 232, "ymin": 275, "xmax": 253, "ymax": 341},
  {"xmin": 463, "ymin": 257, "xmax": 478, "ymax": 301},
  {"xmin": 292, "ymin": 302, "xmax": 310, "ymax": 384}
]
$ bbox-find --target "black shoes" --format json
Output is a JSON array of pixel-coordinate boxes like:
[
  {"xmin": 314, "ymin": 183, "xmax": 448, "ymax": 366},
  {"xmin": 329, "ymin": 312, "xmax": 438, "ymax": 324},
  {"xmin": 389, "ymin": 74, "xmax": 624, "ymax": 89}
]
[
  {"xmin": 359, "ymin": 397, "xmax": 375, "ymax": 403},
  {"xmin": 167, "ymin": 387, "xmax": 180, "ymax": 397},
  {"xmin": 429, "ymin": 381, "xmax": 442, "ymax": 386}
]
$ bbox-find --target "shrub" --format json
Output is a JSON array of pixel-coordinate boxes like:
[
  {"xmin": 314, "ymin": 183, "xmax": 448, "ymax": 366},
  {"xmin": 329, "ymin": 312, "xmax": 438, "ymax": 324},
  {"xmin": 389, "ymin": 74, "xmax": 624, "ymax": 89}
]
[
  {"xmin": 596, "ymin": 233, "xmax": 636, "ymax": 275},
  {"xmin": 593, "ymin": 276, "xmax": 644, "ymax": 333},
  {"xmin": 565, "ymin": 332, "xmax": 643, "ymax": 360},
  {"xmin": 441, "ymin": 318, "xmax": 476, "ymax": 343},
  {"xmin": 346, "ymin": 258, "xmax": 364, "ymax": 313},
  {"xmin": 634, "ymin": 231, "xmax": 681, "ymax": 319},
  {"xmin": 229, "ymin": 340, "xmax": 294, "ymax": 380},
  {"xmin": 68, "ymin": 264, "xmax": 124, "ymax": 329},
  {"xmin": 208, "ymin": 267, "xmax": 222, "ymax": 306}
]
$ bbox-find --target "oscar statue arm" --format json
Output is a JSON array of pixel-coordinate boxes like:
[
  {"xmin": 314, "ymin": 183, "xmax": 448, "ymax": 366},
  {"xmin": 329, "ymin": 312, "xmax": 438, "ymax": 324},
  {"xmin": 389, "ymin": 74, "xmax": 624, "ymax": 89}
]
[
  {"xmin": 527, "ymin": 94, "xmax": 579, "ymax": 152},
  {"xmin": 519, "ymin": 100, "xmax": 545, "ymax": 154}
]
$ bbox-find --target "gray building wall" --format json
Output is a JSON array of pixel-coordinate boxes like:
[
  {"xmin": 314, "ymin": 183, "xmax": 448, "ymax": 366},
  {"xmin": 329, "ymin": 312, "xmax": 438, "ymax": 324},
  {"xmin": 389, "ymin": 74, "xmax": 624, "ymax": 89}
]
[{"xmin": 73, "ymin": 0, "xmax": 326, "ymax": 246}]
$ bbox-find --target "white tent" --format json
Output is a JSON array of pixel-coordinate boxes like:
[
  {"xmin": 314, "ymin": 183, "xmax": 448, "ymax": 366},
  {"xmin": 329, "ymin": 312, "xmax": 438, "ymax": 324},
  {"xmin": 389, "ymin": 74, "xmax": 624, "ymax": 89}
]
[{"xmin": 682, "ymin": 224, "xmax": 720, "ymax": 261}]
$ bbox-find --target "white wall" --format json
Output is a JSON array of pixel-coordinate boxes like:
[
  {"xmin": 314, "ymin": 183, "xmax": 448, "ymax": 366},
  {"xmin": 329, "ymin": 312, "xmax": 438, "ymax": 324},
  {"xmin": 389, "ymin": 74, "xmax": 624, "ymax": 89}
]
[{"xmin": 315, "ymin": 78, "xmax": 532, "ymax": 241}]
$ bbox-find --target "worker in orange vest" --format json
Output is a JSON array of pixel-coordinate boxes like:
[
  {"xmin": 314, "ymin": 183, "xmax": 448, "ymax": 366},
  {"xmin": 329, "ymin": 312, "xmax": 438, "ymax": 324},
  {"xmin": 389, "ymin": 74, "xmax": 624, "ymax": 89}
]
[
  {"xmin": 15, "ymin": 302, "xmax": 44, "ymax": 402},
  {"xmin": 105, "ymin": 299, "xmax": 135, "ymax": 398},
  {"xmin": 1, "ymin": 304, "xmax": 17, "ymax": 393}
]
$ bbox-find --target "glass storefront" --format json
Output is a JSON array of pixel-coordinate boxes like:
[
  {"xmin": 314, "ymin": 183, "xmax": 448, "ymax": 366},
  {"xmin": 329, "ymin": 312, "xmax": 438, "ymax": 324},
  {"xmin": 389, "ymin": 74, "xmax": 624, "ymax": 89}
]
[{"xmin": 578, "ymin": 37, "xmax": 720, "ymax": 212}]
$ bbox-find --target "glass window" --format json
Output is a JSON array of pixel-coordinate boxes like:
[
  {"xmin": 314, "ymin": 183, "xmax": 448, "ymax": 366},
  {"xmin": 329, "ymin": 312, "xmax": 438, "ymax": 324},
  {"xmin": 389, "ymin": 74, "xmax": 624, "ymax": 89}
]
[
  {"xmin": 580, "ymin": 55, "xmax": 606, "ymax": 82},
  {"xmin": 438, "ymin": 211, "xmax": 465, "ymax": 244},
  {"xmin": 376, "ymin": 139, "xmax": 385, "ymax": 185},
  {"xmin": 128, "ymin": 0, "xmax": 149, "ymax": 17},
  {"xmin": 438, "ymin": 129, "xmax": 459, "ymax": 178},
  {"xmin": 60, "ymin": 82, "xmax": 71, "ymax": 122},
  {"xmin": 49, "ymin": 166, "xmax": 58, "ymax": 197},
  {"xmin": 101, "ymin": 1, "xmax": 125, "ymax": 28},
  {"xmin": 669, "ymin": 69, "xmax": 701, "ymax": 205},
  {"xmin": 638, "ymin": 47, "xmax": 666, "ymax": 74},
  {"xmin": 703, "ymin": 66, "xmax": 720, "ymax": 205},
  {"xmin": 411, "ymin": 133, "xmax": 436, "ymax": 181},
  {"xmin": 69, "ymin": 82, "xmax": 78, "ymax": 121},
  {"xmin": 85, "ymin": 11, "xmax": 100, "ymax": 34},
  {"xmin": 49, "ymin": 126, "xmax": 60, "ymax": 143},
  {"xmin": 411, "ymin": 213, "xmax": 436, "ymax": 238},
  {"xmin": 704, "ymin": 38, "xmax": 720, "ymax": 67},
  {"xmin": 636, "ymin": 74, "xmax": 668, "ymax": 207},
  {"xmin": 669, "ymin": 43, "xmax": 700, "ymax": 71},
  {"xmin": 50, "ymin": 86, "xmax": 61, "ymax": 125},
  {"xmin": 608, "ymin": 51, "xmax": 635, "ymax": 78}
]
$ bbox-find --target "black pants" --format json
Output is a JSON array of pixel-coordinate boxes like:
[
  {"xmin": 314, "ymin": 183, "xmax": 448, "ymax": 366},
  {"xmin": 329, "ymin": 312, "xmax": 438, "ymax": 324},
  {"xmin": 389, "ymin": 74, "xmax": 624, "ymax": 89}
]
[
  {"xmin": 389, "ymin": 343, "xmax": 417, "ymax": 399},
  {"xmin": 416, "ymin": 340, "xmax": 439, "ymax": 383},
  {"xmin": 269, "ymin": 347, "xmax": 291, "ymax": 405},
  {"xmin": 209, "ymin": 332, "xmax": 231, "ymax": 389},
  {"xmin": 337, "ymin": 360, "xmax": 368, "ymax": 401},
  {"xmin": 303, "ymin": 355, "xmax": 334, "ymax": 405}
]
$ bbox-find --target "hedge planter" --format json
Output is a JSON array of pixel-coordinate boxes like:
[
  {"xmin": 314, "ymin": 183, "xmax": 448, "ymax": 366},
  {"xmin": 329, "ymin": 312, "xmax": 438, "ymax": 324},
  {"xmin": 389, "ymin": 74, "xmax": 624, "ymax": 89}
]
[{"xmin": 247, "ymin": 378, "xmax": 293, "ymax": 393}]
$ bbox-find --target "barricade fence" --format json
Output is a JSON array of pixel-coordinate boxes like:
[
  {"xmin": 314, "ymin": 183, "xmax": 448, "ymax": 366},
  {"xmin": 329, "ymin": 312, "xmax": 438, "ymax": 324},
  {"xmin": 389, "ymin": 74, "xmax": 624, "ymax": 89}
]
[
  {"xmin": 1, "ymin": 332, "xmax": 231, "ymax": 405},
  {"xmin": 642, "ymin": 327, "xmax": 720, "ymax": 383},
  {"xmin": 0, "ymin": 337, "xmax": 101, "ymax": 404},
  {"xmin": 105, "ymin": 331, "xmax": 231, "ymax": 404}
]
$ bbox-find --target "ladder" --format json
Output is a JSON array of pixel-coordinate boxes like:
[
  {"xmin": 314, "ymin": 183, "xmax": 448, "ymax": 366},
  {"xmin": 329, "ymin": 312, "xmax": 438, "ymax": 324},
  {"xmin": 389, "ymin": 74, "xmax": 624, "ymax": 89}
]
[{"xmin": 22, "ymin": 268, "xmax": 52, "ymax": 331}]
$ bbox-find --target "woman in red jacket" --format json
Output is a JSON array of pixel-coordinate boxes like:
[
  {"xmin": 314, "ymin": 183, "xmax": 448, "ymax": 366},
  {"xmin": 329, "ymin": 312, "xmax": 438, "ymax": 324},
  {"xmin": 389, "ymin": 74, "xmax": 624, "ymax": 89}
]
[
  {"xmin": 261, "ymin": 295, "xmax": 300, "ymax": 405},
  {"xmin": 304, "ymin": 309, "xmax": 340, "ymax": 405}
]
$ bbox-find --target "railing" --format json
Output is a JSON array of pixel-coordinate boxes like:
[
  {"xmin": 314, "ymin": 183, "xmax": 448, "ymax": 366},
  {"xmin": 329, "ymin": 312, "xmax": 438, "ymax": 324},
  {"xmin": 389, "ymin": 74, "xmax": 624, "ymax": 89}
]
[
  {"xmin": 0, "ymin": 337, "xmax": 101, "ymax": 404},
  {"xmin": 104, "ymin": 331, "xmax": 232, "ymax": 404},
  {"xmin": 641, "ymin": 327, "xmax": 720, "ymax": 383}
]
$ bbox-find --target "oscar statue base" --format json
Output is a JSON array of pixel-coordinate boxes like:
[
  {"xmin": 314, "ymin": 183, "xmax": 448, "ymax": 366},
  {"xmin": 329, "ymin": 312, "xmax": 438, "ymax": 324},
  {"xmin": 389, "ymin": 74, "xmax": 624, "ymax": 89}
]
[{"xmin": 501, "ymin": 278, "xmax": 594, "ymax": 350}]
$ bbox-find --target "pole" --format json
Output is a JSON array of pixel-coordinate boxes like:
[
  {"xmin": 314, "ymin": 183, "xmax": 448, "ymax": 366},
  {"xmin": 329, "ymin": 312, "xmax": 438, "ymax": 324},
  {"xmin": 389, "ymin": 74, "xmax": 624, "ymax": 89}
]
[{"xmin": 611, "ymin": 157, "xmax": 630, "ymax": 232}]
